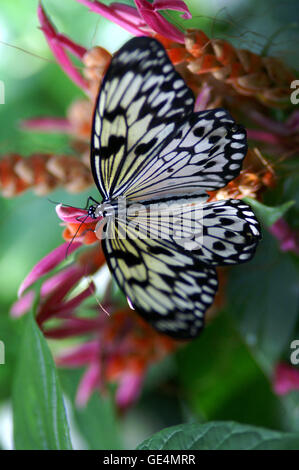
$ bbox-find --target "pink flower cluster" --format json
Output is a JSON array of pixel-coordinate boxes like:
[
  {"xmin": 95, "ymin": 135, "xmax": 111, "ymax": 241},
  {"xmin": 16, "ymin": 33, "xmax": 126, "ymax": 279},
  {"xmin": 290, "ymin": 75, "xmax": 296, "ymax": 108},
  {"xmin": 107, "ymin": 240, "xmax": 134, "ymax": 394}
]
[{"xmin": 12, "ymin": 204, "xmax": 178, "ymax": 410}]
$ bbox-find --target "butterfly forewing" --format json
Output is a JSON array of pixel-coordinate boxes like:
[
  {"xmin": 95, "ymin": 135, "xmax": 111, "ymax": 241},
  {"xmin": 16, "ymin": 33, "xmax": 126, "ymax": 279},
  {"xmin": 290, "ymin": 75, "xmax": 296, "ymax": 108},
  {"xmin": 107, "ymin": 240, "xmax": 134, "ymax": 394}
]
[
  {"xmin": 91, "ymin": 36, "xmax": 195, "ymax": 201},
  {"xmin": 91, "ymin": 37, "xmax": 248, "ymax": 203},
  {"xmin": 115, "ymin": 109, "xmax": 247, "ymax": 201}
]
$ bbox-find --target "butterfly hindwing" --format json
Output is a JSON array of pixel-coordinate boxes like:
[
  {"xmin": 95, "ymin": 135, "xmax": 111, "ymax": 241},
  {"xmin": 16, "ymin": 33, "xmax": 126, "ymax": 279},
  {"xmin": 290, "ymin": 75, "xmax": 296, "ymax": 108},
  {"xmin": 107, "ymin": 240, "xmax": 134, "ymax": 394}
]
[
  {"xmin": 99, "ymin": 196, "xmax": 260, "ymax": 338},
  {"xmin": 118, "ymin": 197, "xmax": 260, "ymax": 264},
  {"xmin": 197, "ymin": 199, "xmax": 261, "ymax": 265},
  {"xmin": 101, "ymin": 216, "xmax": 218, "ymax": 339}
]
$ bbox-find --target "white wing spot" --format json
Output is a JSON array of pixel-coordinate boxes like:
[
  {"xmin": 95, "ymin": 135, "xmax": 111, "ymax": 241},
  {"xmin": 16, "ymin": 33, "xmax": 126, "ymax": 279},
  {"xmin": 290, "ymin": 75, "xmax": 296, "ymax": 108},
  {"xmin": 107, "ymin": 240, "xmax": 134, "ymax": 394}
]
[
  {"xmin": 231, "ymin": 142, "xmax": 245, "ymax": 149},
  {"xmin": 231, "ymin": 153, "xmax": 244, "ymax": 160},
  {"xmin": 233, "ymin": 133, "xmax": 245, "ymax": 140}
]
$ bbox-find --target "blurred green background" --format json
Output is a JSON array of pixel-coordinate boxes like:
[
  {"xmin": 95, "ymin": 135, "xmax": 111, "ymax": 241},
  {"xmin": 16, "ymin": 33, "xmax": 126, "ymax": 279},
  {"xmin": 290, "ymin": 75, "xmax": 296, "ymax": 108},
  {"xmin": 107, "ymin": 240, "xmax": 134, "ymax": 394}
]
[{"xmin": 0, "ymin": 0, "xmax": 299, "ymax": 450}]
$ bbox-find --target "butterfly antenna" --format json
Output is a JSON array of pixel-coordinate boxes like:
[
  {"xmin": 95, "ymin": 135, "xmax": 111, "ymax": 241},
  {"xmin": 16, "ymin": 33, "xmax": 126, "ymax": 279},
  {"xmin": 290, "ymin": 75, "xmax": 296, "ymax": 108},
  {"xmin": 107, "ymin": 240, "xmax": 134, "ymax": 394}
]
[
  {"xmin": 0, "ymin": 39, "xmax": 56, "ymax": 64},
  {"xmin": 47, "ymin": 196, "xmax": 100, "ymax": 210},
  {"xmin": 87, "ymin": 275, "xmax": 111, "ymax": 317},
  {"xmin": 65, "ymin": 213, "xmax": 90, "ymax": 259},
  {"xmin": 47, "ymin": 198, "xmax": 77, "ymax": 208},
  {"xmin": 46, "ymin": 198, "xmax": 100, "ymax": 260},
  {"xmin": 95, "ymin": 296, "xmax": 111, "ymax": 317}
]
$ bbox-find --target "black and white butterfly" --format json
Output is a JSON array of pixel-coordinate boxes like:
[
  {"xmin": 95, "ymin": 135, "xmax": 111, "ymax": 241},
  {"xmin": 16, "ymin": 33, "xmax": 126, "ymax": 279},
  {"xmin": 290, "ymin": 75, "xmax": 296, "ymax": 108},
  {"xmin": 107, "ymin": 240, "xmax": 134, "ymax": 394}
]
[{"xmin": 88, "ymin": 36, "xmax": 261, "ymax": 339}]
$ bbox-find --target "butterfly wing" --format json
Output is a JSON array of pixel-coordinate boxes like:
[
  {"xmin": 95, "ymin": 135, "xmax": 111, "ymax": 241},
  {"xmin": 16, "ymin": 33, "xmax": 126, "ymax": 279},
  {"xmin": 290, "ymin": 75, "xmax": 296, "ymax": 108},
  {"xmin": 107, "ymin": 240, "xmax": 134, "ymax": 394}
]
[
  {"xmin": 112, "ymin": 110, "xmax": 247, "ymax": 201},
  {"xmin": 91, "ymin": 37, "xmax": 247, "ymax": 202},
  {"xmin": 122, "ymin": 197, "xmax": 261, "ymax": 265},
  {"xmin": 98, "ymin": 196, "xmax": 260, "ymax": 338},
  {"xmin": 195, "ymin": 199, "xmax": 261, "ymax": 265},
  {"xmin": 101, "ymin": 216, "xmax": 218, "ymax": 339},
  {"xmin": 90, "ymin": 36, "xmax": 260, "ymax": 338},
  {"xmin": 91, "ymin": 36, "xmax": 194, "ymax": 200}
]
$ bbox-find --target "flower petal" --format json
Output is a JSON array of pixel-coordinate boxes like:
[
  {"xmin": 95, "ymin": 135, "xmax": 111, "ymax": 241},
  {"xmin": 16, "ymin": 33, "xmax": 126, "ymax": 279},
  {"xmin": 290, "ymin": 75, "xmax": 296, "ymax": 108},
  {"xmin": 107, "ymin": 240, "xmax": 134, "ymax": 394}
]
[
  {"xmin": 40, "ymin": 265, "xmax": 81, "ymax": 297},
  {"xmin": 115, "ymin": 369, "xmax": 144, "ymax": 411},
  {"xmin": 56, "ymin": 341, "xmax": 99, "ymax": 366},
  {"xmin": 56, "ymin": 33, "xmax": 87, "ymax": 59},
  {"xmin": 56, "ymin": 203, "xmax": 95, "ymax": 224},
  {"xmin": 76, "ymin": 362, "xmax": 102, "ymax": 407},
  {"xmin": 274, "ymin": 363, "xmax": 299, "ymax": 395},
  {"xmin": 38, "ymin": 3, "xmax": 89, "ymax": 90},
  {"xmin": 194, "ymin": 83, "xmax": 212, "ymax": 111},
  {"xmin": 36, "ymin": 264, "xmax": 87, "ymax": 324},
  {"xmin": 21, "ymin": 118, "xmax": 72, "ymax": 133},
  {"xmin": 153, "ymin": 0, "xmax": 192, "ymax": 19},
  {"xmin": 111, "ymin": 2, "xmax": 147, "ymax": 26},
  {"xmin": 45, "ymin": 317, "xmax": 103, "ymax": 339},
  {"xmin": 287, "ymin": 110, "xmax": 299, "ymax": 132},
  {"xmin": 269, "ymin": 218, "xmax": 299, "ymax": 255},
  {"xmin": 10, "ymin": 290, "xmax": 35, "ymax": 317},
  {"xmin": 18, "ymin": 241, "xmax": 82, "ymax": 297},
  {"xmin": 49, "ymin": 282, "xmax": 96, "ymax": 318},
  {"xmin": 135, "ymin": 0, "xmax": 185, "ymax": 43},
  {"xmin": 74, "ymin": 0, "xmax": 146, "ymax": 36}
]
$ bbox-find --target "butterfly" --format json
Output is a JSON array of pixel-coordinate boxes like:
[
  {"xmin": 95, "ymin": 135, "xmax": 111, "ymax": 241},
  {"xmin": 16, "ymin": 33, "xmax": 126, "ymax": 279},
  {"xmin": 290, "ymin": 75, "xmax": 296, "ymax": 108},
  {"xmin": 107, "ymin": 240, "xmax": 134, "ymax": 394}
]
[{"xmin": 88, "ymin": 36, "xmax": 261, "ymax": 339}]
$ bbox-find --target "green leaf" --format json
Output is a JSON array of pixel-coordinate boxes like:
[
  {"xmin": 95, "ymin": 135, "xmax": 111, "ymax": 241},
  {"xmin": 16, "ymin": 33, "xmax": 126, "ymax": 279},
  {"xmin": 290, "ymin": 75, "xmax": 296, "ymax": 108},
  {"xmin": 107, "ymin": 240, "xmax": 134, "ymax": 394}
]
[
  {"xmin": 176, "ymin": 312, "xmax": 284, "ymax": 429},
  {"xmin": 0, "ymin": 312, "xmax": 21, "ymax": 403},
  {"xmin": 137, "ymin": 421, "xmax": 299, "ymax": 450},
  {"xmin": 13, "ymin": 313, "xmax": 72, "ymax": 450},
  {"xmin": 243, "ymin": 198, "xmax": 294, "ymax": 227},
  {"xmin": 60, "ymin": 369, "xmax": 122, "ymax": 450},
  {"xmin": 227, "ymin": 231, "xmax": 299, "ymax": 363}
]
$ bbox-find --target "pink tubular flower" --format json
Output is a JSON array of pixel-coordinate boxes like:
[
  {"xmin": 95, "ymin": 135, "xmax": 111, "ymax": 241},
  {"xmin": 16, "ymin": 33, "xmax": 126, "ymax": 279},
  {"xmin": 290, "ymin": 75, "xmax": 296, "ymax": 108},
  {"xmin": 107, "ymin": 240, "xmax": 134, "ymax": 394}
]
[
  {"xmin": 115, "ymin": 369, "xmax": 145, "ymax": 411},
  {"xmin": 11, "ymin": 290, "xmax": 35, "ymax": 318},
  {"xmin": 273, "ymin": 363, "xmax": 299, "ymax": 395},
  {"xmin": 36, "ymin": 265, "xmax": 95, "ymax": 326},
  {"xmin": 23, "ymin": 1, "xmax": 192, "ymax": 149},
  {"xmin": 247, "ymin": 110, "xmax": 299, "ymax": 157},
  {"xmin": 76, "ymin": 361, "xmax": 103, "ymax": 407},
  {"xmin": 12, "ymin": 204, "xmax": 178, "ymax": 411},
  {"xmin": 74, "ymin": 0, "xmax": 146, "ymax": 36},
  {"xmin": 18, "ymin": 240, "xmax": 82, "ymax": 297},
  {"xmin": 55, "ymin": 308, "xmax": 178, "ymax": 410},
  {"xmin": 13, "ymin": 205, "xmax": 103, "ymax": 321},
  {"xmin": 269, "ymin": 218, "xmax": 299, "ymax": 255},
  {"xmin": 56, "ymin": 203, "xmax": 96, "ymax": 225},
  {"xmin": 135, "ymin": 0, "xmax": 191, "ymax": 42},
  {"xmin": 21, "ymin": 117, "xmax": 72, "ymax": 133},
  {"xmin": 194, "ymin": 83, "xmax": 213, "ymax": 111},
  {"xmin": 13, "ymin": 261, "xmax": 95, "ymax": 326},
  {"xmin": 38, "ymin": 3, "xmax": 89, "ymax": 90},
  {"xmin": 74, "ymin": 0, "xmax": 191, "ymax": 43},
  {"xmin": 23, "ymin": 6, "xmax": 112, "ymax": 139}
]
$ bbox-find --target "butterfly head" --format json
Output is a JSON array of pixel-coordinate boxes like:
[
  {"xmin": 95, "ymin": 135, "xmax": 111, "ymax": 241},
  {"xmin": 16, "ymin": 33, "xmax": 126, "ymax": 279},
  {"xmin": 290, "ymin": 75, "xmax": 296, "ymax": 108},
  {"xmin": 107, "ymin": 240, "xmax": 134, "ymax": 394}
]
[
  {"xmin": 88, "ymin": 201, "xmax": 113, "ymax": 219},
  {"xmin": 88, "ymin": 204, "xmax": 101, "ymax": 219}
]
